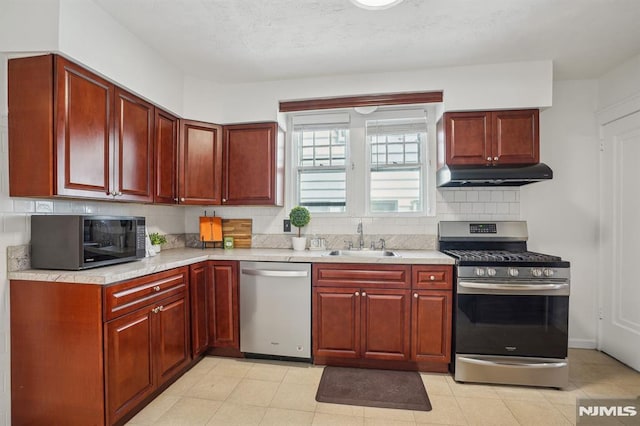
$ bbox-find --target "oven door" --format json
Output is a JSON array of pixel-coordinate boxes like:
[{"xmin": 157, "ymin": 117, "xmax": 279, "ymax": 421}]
[{"xmin": 456, "ymin": 280, "xmax": 569, "ymax": 359}]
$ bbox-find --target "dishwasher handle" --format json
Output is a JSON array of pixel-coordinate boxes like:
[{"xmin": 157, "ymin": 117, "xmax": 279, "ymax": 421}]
[{"xmin": 241, "ymin": 268, "xmax": 309, "ymax": 278}]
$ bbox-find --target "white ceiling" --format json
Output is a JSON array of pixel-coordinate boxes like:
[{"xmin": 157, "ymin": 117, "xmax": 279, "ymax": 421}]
[{"xmin": 95, "ymin": 0, "xmax": 640, "ymax": 84}]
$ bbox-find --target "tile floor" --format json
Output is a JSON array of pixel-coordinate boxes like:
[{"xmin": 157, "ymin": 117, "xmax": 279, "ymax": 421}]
[{"xmin": 126, "ymin": 349, "xmax": 640, "ymax": 425}]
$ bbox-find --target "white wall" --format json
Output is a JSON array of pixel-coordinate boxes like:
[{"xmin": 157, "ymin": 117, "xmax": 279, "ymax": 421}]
[
  {"xmin": 57, "ymin": 0, "xmax": 184, "ymax": 115},
  {"xmin": 598, "ymin": 53, "xmax": 640, "ymax": 111},
  {"xmin": 0, "ymin": 0, "xmax": 60, "ymax": 52},
  {"xmin": 183, "ymin": 60, "xmax": 553, "ymax": 124},
  {"xmin": 520, "ymin": 80, "xmax": 600, "ymax": 348}
]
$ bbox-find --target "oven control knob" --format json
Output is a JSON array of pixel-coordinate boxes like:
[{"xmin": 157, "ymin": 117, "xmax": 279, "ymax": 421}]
[
  {"xmin": 543, "ymin": 268, "xmax": 555, "ymax": 277},
  {"xmin": 474, "ymin": 268, "xmax": 485, "ymax": 277},
  {"xmin": 486, "ymin": 268, "xmax": 497, "ymax": 277},
  {"xmin": 531, "ymin": 268, "xmax": 543, "ymax": 277},
  {"xmin": 508, "ymin": 267, "xmax": 519, "ymax": 277}
]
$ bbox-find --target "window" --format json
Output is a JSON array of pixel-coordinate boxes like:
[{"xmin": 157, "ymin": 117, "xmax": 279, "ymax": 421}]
[
  {"xmin": 294, "ymin": 125, "xmax": 348, "ymax": 213},
  {"xmin": 290, "ymin": 108, "xmax": 430, "ymax": 216},
  {"xmin": 367, "ymin": 117, "xmax": 426, "ymax": 213}
]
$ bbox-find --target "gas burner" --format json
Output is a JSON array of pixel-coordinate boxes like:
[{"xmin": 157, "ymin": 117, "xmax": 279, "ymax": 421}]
[{"xmin": 444, "ymin": 249, "xmax": 562, "ymax": 263}]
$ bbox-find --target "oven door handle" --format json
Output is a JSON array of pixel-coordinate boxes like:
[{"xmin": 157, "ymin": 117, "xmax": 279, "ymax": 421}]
[
  {"xmin": 459, "ymin": 281, "xmax": 569, "ymax": 291},
  {"xmin": 458, "ymin": 356, "xmax": 568, "ymax": 369}
]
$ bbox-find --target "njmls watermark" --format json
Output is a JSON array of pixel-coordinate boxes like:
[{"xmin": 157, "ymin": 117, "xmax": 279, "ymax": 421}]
[{"xmin": 577, "ymin": 397, "xmax": 640, "ymax": 425}]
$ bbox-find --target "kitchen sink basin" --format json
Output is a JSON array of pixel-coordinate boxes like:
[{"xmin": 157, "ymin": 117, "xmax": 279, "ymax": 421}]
[{"xmin": 326, "ymin": 250, "xmax": 399, "ymax": 257}]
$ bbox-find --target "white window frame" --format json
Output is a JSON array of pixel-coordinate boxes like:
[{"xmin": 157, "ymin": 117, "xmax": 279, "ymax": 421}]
[
  {"xmin": 362, "ymin": 110, "xmax": 428, "ymax": 217},
  {"xmin": 289, "ymin": 112, "xmax": 352, "ymax": 217},
  {"xmin": 287, "ymin": 107, "xmax": 437, "ymax": 218}
]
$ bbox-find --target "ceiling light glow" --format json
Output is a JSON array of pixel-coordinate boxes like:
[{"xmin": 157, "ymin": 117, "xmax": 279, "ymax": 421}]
[{"xmin": 350, "ymin": 0, "xmax": 404, "ymax": 10}]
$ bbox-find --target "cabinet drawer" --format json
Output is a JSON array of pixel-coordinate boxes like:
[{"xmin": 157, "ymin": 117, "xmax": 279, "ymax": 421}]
[
  {"xmin": 412, "ymin": 265, "xmax": 452, "ymax": 290},
  {"xmin": 104, "ymin": 267, "xmax": 188, "ymax": 321},
  {"xmin": 313, "ymin": 263, "xmax": 410, "ymax": 289}
]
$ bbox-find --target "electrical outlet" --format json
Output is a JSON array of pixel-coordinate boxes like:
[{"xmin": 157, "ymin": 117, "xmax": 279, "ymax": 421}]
[{"xmin": 283, "ymin": 219, "xmax": 291, "ymax": 232}]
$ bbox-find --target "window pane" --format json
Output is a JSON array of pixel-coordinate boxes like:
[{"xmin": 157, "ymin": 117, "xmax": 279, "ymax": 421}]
[
  {"xmin": 370, "ymin": 168, "xmax": 422, "ymax": 213},
  {"xmin": 298, "ymin": 169, "xmax": 346, "ymax": 213},
  {"xmin": 367, "ymin": 117, "xmax": 426, "ymax": 213}
]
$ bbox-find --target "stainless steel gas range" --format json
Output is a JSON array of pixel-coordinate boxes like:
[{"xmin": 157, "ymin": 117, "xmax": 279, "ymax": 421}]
[{"xmin": 438, "ymin": 221, "xmax": 571, "ymax": 389}]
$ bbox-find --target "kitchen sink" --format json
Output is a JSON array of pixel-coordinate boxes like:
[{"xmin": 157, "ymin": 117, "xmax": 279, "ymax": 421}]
[{"xmin": 326, "ymin": 250, "xmax": 400, "ymax": 257}]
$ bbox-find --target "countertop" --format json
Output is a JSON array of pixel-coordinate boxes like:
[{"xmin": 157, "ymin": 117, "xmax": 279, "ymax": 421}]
[{"xmin": 8, "ymin": 247, "xmax": 455, "ymax": 285}]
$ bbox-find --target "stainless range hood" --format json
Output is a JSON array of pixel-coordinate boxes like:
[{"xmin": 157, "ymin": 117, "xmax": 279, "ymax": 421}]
[{"xmin": 436, "ymin": 163, "xmax": 553, "ymax": 187}]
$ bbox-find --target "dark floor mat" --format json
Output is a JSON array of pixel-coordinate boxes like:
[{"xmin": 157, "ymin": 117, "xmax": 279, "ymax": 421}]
[{"xmin": 315, "ymin": 366, "xmax": 432, "ymax": 411}]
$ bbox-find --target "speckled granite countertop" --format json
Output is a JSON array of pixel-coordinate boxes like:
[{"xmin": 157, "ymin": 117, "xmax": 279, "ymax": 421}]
[{"xmin": 8, "ymin": 247, "xmax": 455, "ymax": 285}]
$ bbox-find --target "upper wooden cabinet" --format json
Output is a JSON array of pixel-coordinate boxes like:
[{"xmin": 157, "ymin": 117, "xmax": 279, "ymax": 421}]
[
  {"xmin": 154, "ymin": 109, "xmax": 179, "ymax": 204},
  {"xmin": 114, "ymin": 87, "xmax": 154, "ymax": 202},
  {"xmin": 8, "ymin": 54, "xmax": 154, "ymax": 201},
  {"xmin": 438, "ymin": 109, "xmax": 539, "ymax": 167},
  {"xmin": 178, "ymin": 120, "xmax": 223, "ymax": 205},
  {"xmin": 222, "ymin": 122, "xmax": 284, "ymax": 206}
]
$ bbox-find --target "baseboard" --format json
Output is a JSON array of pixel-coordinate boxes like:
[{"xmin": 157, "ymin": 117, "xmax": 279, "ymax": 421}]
[{"xmin": 568, "ymin": 338, "xmax": 597, "ymax": 349}]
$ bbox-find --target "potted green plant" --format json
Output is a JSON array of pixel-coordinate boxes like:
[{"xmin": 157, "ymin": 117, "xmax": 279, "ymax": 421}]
[
  {"xmin": 149, "ymin": 232, "xmax": 167, "ymax": 253},
  {"xmin": 289, "ymin": 206, "xmax": 311, "ymax": 251}
]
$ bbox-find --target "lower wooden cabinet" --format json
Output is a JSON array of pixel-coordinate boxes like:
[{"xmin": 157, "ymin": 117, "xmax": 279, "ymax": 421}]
[
  {"xmin": 11, "ymin": 267, "xmax": 191, "ymax": 426},
  {"xmin": 189, "ymin": 260, "xmax": 240, "ymax": 357},
  {"xmin": 312, "ymin": 263, "xmax": 452, "ymax": 372},
  {"xmin": 411, "ymin": 290, "xmax": 452, "ymax": 363},
  {"xmin": 209, "ymin": 261, "xmax": 240, "ymax": 349},
  {"xmin": 190, "ymin": 262, "xmax": 210, "ymax": 357}
]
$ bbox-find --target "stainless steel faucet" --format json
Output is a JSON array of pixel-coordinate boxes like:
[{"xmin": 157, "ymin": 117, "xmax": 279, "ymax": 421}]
[{"xmin": 357, "ymin": 220, "xmax": 364, "ymax": 249}]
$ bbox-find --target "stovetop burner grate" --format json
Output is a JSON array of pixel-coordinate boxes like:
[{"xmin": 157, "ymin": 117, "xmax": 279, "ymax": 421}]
[{"xmin": 443, "ymin": 249, "xmax": 562, "ymax": 263}]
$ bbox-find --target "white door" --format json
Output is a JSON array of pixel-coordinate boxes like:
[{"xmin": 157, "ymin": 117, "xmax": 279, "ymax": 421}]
[{"xmin": 599, "ymin": 110, "xmax": 640, "ymax": 371}]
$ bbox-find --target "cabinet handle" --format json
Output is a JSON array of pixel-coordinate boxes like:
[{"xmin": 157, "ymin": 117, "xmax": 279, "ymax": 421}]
[
  {"xmin": 430, "ymin": 275, "xmax": 436, "ymax": 281},
  {"xmin": 414, "ymin": 293, "xmax": 418, "ymax": 298},
  {"xmin": 493, "ymin": 156, "xmax": 499, "ymax": 161},
  {"xmin": 153, "ymin": 285, "xmax": 160, "ymax": 292},
  {"xmin": 362, "ymin": 292, "xmax": 367, "ymax": 297},
  {"xmin": 355, "ymin": 291, "xmax": 360, "ymax": 296}
]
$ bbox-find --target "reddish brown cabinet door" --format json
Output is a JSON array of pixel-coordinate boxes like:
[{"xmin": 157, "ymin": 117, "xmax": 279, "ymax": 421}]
[
  {"xmin": 443, "ymin": 111, "xmax": 491, "ymax": 166},
  {"xmin": 209, "ymin": 261, "xmax": 240, "ymax": 348},
  {"xmin": 313, "ymin": 287, "xmax": 361, "ymax": 359},
  {"xmin": 105, "ymin": 307, "xmax": 155, "ymax": 426},
  {"xmin": 190, "ymin": 262, "xmax": 210, "ymax": 356},
  {"xmin": 222, "ymin": 122, "xmax": 283, "ymax": 206},
  {"xmin": 155, "ymin": 294, "xmax": 190, "ymax": 383},
  {"xmin": 179, "ymin": 119, "xmax": 223, "ymax": 205},
  {"xmin": 114, "ymin": 87, "xmax": 154, "ymax": 202},
  {"xmin": 492, "ymin": 109, "xmax": 539, "ymax": 165},
  {"xmin": 441, "ymin": 109, "xmax": 539, "ymax": 167},
  {"xmin": 55, "ymin": 56, "xmax": 115, "ymax": 199},
  {"xmin": 361, "ymin": 289, "xmax": 411, "ymax": 361},
  {"xmin": 411, "ymin": 290, "xmax": 452, "ymax": 363},
  {"xmin": 155, "ymin": 109, "xmax": 179, "ymax": 204}
]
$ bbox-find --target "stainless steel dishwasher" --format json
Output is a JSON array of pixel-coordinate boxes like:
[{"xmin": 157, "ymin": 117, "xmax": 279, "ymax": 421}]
[{"xmin": 239, "ymin": 261, "xmax": 311, "ymax": 360}]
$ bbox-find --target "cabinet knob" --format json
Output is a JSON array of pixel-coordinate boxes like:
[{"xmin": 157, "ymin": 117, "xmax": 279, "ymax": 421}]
[
  {"xmin": 153, "ymin": 285, "xmax": 160, "ymax": 292},
  {"xmin": 117, "ymin": 191, "xmax": 123, "ymax": 196},
  {"xmin": 355, "ymin": 291, "xmax": 360, "ymax": 296},
  {"xmin": 493, "ymin": 156, "xmax": 499, "ymax": 161},
  {"xmin": 362, "ymin": 292, "xmax": 367, "ymax": 297},
  {"xmin": 222, "ymin": 198, "xmax": 227, "ymax": 203},
  {"xmin": 430, "ymin": 275, "xmax": 435, "ymax": 281},
  {"xmin": 180, "ymin": 197, "xmax": 185, "ymax": 202},
  {"xmin": 486, "ymin": 156, "xmax": 491, "ymax": 161},
  {"xmin": 414, "ymin": 293, "xmax": 418, "ymax": 298},
  {"xmin": 174, "ymin": 198, "xmax": 178, "ymax": 202}
]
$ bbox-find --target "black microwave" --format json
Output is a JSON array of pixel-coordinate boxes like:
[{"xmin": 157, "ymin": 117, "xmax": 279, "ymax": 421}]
[{"xmin": 31, "ymin": 215, "xmax": 146, "ymax": 270}]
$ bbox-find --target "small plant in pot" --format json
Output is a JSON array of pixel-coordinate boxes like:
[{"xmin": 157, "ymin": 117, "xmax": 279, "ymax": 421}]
[
  {"xmin": 149, "ymin": 232, "xmax": 167, "ymax": 253},
  {"xmin": 289, "ymin": 206, "xmax": 311, "ymax": 251}
]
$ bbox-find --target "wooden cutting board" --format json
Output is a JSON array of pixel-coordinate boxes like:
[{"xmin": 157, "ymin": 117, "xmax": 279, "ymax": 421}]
[{"xmin": 222, "ymin": 219, "xmax": 252, "ymax": 248}]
